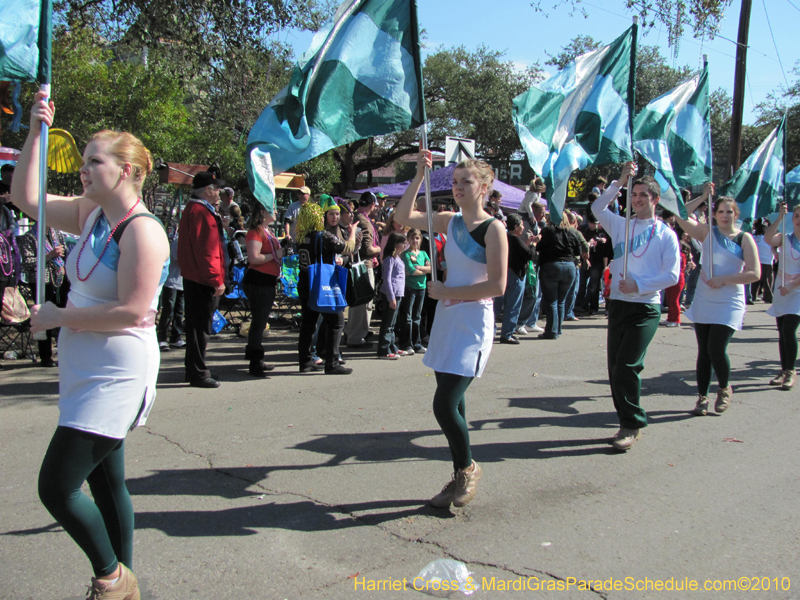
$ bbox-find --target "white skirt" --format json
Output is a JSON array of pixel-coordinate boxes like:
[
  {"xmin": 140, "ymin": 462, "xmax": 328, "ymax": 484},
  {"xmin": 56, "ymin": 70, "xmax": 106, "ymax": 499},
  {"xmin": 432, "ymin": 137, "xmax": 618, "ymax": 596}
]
[{"xmin": 423, "ymin": 300, "xmax": 494, "ymax": 378}]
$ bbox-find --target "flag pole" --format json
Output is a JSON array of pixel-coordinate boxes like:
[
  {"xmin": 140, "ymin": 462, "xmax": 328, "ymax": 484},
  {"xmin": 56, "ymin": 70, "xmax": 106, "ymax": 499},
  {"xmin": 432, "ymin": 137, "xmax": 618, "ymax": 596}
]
[
  {"xmin": 33, "ymin": 0, "xmax": 53, "ymax": 341},
  {"xmin": 622, "ymin": 16, "xmax": 638, "ymax": 281},
  {"xmin": 708, "ymin": 192, "xmax": 714, "ymax": 280},
  {"xmin": 783, "ymin": 111, "xmax": 788, "ymax": 289},
  {"xmin": 420, "ymin": 124, "xmax": 437, "ymax": 283}
]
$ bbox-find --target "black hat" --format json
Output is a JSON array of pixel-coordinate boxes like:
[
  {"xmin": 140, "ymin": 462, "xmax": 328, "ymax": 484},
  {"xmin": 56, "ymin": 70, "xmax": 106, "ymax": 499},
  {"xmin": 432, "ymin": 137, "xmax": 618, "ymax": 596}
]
[
  {"xmin": 192, "ymin": 171, "xmax": 226, "ymax": 189},
  {"xmin": 586, "ymin": 211, "xmax": 598, "ymax": 224},
  {"xmin": 358, "ymin": 191, "xmax": 377, "ymax": 207}
]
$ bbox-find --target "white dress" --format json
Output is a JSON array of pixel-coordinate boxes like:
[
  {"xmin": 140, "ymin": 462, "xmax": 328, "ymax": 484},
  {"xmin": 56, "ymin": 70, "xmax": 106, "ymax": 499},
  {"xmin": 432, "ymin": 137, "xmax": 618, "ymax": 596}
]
[
  {"xmin": 684, "ymin": 227, "xmax": 746, "ymax": 330},
  {"xmin": 423, "ymin": 215, "xmax": 495, "ymax": 378},
  {"xmin": 58, "ymin": 207, "xmax": 167, "ymax": 439},
  {"xmin": 767, "ymin": 233, "xmax": 800, "ymax": 318}
]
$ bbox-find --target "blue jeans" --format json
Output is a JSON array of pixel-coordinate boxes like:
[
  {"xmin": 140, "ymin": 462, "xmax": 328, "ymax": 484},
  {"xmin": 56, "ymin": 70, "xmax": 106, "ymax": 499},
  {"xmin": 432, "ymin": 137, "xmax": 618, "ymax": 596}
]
[
  {"xmin": 565, "ymin": 262, "xmax": 580, "ymax": 319},
  {"xmin": 399, "ymin": 288, "xmax": 425, "ymax": 350},
  {"xmin": 378, "ymin": 292, "xmax": 401, "ymax": 355},
  {"xmin": 518, "ymin": 268, "xmax": 541, "ymax": 328},
  {"xmin": 540, "ymin": 261, "xmax": 576, "ymax": 338},
  {"xmin": 501, "ymin": 269, "xmax": 525, "ymax": 339}
]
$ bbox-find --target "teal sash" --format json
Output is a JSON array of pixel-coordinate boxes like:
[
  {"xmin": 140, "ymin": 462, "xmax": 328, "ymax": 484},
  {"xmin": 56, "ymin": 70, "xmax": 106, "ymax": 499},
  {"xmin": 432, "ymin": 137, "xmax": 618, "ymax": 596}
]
[
  {"xmin": 789, "ymin": 233, "xmax": 800, "ymax": 254},
  {"xmin": 613, "ymin": 221, "xmax": 662, "ymax": 260},
  {"xmin": 451, "ymin": 214, "xmax": 488, "ymax": 264},
  {"xmin": 712, "ymin": 226, "xmax": 744, "ymax": 261}
]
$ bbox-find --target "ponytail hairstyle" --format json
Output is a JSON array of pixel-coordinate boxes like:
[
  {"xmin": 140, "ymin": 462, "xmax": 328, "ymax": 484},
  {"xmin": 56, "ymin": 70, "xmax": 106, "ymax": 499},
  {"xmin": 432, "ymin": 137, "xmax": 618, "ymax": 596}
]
[{"xmin": 89, "ymin": 130, "xmax": 153, "ymax": 192}]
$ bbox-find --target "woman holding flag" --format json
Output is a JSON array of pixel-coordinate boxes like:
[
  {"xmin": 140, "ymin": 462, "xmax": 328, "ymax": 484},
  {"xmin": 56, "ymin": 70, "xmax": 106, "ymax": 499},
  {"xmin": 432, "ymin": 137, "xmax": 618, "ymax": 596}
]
[
  {"xmin": 11, "ymin": 92, "xmax": 169, "ymax": 599},
  {"xmin": 395, "ymin": 149, "xmax": 507, "ymax": 508},
  {"xmin": 764, "ymin": 202, "xmax": 800, "ymax": 390},
  {"xmin": 592, "ymin": 162, "xmax": 681, "ymax": 452},
  {"xmin": 677, "ymin": 187, "xmax": 760, "ymax": 416}
]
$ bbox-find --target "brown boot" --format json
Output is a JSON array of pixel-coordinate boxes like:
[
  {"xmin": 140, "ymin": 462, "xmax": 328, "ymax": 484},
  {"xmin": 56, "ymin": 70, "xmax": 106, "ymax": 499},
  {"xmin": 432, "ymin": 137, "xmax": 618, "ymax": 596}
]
[
  {"xmin": 86, "ymin": 564, "xmax": 140, "ymax": 600},
  {"xmin": 430, "ymin": 477, "xmax": 456, "ymax": 508},
  {"xmin": 770, "ymin": 371, "xmax": 787, "ymax": 386},
  {"xmin": 692, "ymin": 396, "xmax": 709, "ymax": 416},
  {"xmin": 781, "ymin": 370, "xmax": 796, "ymax": 390},
  {"xmin": 715, "ymin": 386, "xmax": 733, "ymax": 413},
  {"xmin": 452, "ymin": 461, "xmax": 482, "ymax": 507}
]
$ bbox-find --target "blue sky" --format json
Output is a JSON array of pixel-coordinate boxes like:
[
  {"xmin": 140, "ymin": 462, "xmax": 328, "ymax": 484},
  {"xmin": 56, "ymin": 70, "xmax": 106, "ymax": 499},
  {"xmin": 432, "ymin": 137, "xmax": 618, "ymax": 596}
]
[{"xmin": 275, "ymin": 0, "xmax": 798, "ymax": 125}]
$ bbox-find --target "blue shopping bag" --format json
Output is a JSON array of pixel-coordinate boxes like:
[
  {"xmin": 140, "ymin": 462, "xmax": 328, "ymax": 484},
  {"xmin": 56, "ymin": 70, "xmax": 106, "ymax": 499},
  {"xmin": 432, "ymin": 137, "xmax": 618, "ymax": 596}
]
[{"xmin": 307, "ymin": 234, "xmax": 348, "ymax": 313}]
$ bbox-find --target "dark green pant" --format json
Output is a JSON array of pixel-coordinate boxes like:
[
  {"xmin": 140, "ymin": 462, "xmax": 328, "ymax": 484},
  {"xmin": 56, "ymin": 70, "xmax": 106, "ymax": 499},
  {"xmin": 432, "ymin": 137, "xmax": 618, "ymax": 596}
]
[
  {"xmin": 694, "ymin": 323, "xmax": 735, "ymax": 395},
  {"xmin": 606, "ymin": 300, "xmax": 661, "ymax": 429},
  {"xmin": 38, "ymin": 426, "xmax": 133, "ymax": 577},
  {"xmin": 433, "ymin": 372, "xmax": 474, "ymax": 471}
]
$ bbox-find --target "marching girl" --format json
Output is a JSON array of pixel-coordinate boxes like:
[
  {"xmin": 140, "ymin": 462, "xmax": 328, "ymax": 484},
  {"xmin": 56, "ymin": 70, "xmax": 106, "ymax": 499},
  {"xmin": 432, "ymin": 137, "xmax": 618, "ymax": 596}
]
[
  {"xmin": 764, "ymin": 203, "xmax": 800, "ymax": 390},
  {"xmin": 12, "ymin": 92, "xmax": 169, "ymax": 598},
  {"xmin": 677, "ymin": 186, "xmax": 760, "ymax": 415},
  {"xmin": 395, "ymin": 150, "xmax": 507, "ymax": 508}
]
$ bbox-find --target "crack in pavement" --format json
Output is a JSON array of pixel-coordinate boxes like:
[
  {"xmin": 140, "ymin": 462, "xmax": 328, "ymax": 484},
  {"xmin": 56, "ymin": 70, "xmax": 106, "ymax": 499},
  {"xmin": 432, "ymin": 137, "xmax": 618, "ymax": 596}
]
[{"xmin": 144, "ymin": 427, "xmax": 599, "ymax": 597}]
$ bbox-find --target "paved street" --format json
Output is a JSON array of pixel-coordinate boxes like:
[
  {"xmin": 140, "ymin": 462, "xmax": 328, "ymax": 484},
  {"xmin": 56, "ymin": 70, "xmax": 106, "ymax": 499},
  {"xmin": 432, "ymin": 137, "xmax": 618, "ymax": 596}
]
[{"xmin": 1, "ymin": 302, "xmax": 798, "ymax": 599}]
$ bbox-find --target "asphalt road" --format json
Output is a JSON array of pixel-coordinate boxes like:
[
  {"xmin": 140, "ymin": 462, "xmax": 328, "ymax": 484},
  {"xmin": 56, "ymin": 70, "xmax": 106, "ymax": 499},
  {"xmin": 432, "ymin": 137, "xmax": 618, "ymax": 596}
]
[{"xmin": 1, "ymin": 302, "xmax": 798, "ymax": 600}]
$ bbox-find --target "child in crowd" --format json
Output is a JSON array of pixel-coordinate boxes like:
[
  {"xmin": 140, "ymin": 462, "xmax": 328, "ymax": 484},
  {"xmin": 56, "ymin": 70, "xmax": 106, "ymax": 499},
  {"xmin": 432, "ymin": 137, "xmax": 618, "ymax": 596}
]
[
  {"xmin": 399, "ymin": 228, "xmax": 431, "ymax": 354},
  {"xmin": 378, "ymin": 231, "xmax": 408, "ymax": 359}
]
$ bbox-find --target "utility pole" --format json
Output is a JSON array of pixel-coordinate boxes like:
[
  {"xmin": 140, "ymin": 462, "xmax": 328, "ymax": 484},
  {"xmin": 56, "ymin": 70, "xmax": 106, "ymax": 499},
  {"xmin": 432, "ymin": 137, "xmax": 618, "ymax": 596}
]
[{"xmin": 728, "ymin": 0, "xmax": 753, "ymax": 176}]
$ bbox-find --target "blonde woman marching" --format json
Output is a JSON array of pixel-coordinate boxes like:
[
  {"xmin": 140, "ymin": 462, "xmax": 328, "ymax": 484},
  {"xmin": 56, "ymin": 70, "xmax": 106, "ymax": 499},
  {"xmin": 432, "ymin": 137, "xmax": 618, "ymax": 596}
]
[
  {"xmin": 395, "ymin": 149, "xmax": 507, "ymax": 508},
  {"xmin": 12, "ymin": 92, "xmax": 169, "ymax": 598}
]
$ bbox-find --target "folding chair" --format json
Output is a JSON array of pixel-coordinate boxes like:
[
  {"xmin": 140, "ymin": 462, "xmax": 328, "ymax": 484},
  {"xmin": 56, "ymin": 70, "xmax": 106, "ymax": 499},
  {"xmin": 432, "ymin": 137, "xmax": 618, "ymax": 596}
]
[
  {"xmin": 218, "ymin": 263, "xmax": 250, "ymax": 333},
  {"xmin": 0, "ymin": 283, "xmax": 37, "ymax": 362},
  {"xmin": 274, "ymin": 255, "xmax": 301, "ymax": 325}
]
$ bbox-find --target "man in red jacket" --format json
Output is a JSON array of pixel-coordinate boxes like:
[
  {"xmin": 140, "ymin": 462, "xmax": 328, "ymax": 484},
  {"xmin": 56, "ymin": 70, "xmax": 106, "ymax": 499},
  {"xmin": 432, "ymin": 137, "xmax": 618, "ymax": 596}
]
[{"xmin": 178, "ymin": 171, "xmax": 227, "ymax": 388}]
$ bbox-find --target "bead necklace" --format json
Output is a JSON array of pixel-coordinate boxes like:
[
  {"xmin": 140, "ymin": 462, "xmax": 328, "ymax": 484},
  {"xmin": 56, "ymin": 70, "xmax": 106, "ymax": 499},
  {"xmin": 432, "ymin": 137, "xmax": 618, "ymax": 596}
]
[
  {"xmin": 630, "ymin": 218, "xmax": 657, "ymax": 258},
  {"xmin": 75, "ymin": 200, "xmax": 140, "ymax": 282},
  {"xmin": 0, "ymin": 233, "xmax": 12, "ymax": 277},
  {"xmin": 790, "ymin": 233, "xmax": 800, "ymax": 261}
]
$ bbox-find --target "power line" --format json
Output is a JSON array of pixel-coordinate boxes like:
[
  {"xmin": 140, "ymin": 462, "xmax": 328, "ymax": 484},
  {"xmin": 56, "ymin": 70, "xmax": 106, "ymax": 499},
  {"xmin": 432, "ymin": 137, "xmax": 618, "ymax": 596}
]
[
  {"xmin": 762, "ymin": 0, "xmax": 790, "ymax": 88},
  {"xmin": 787, "ymin": 0, "xmax": 800, "ymax": 13}
]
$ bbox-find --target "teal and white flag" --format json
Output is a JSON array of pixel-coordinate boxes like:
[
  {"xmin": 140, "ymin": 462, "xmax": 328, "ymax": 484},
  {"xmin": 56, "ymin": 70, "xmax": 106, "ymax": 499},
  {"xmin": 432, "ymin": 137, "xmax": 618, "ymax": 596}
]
[
  {"xmin": 246, "ymin": 0, "xmax": 425, "ymax": 211},
  {"xmin": 633, "ymin": 65, "xmax": 711, "ymax": 218},
  {"xmin": 719, "ymin": 115, "xmax": 786, "ymax": 229},
  {"xmin": 0, "ymin": 0, "xmax": 52, "ymax": 83},
  {"xmin": 513, "ymin": 25, "xmax": 636, "ymax": 220},
  {"xmin": 786, "ymin": 164, "xmax": 800, "ymax": 209}
]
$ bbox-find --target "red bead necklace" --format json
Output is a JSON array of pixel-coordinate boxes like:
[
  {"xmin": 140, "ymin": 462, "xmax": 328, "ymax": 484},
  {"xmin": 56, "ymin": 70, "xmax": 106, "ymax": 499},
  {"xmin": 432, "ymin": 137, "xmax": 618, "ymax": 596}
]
[
  {"xmin": 630, "ymin": 217, "xmax": 657, "ymax": 258},
  {"xmin": 76, "ymin": 200, "xmax": 140, "ymax": 282}
]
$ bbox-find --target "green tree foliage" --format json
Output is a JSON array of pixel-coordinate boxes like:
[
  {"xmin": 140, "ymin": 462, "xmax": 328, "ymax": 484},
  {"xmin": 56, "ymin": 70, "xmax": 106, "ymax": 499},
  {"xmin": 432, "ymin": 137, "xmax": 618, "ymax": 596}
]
[
  {"xmin": 531, "ymin": 0, "xmax": 733, "ymax": 50},
  {"xmin": 545, "ymin": 35, "xmax": 601, "ymax": 70}
]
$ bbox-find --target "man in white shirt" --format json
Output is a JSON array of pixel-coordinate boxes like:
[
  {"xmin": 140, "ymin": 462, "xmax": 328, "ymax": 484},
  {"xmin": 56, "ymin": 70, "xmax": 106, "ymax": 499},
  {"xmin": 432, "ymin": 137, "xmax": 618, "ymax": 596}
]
[{"xmin": 592, "ymin": 162, "xmax": 680, "ymax": 451}]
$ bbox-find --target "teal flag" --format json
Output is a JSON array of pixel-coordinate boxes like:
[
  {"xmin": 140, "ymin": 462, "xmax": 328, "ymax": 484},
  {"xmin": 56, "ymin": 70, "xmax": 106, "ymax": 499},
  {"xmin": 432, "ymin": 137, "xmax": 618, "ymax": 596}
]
[
  {"xmin": 0, "ymin": 0, "xmax": 52, "ymax": 83},
  {"xmin": 246, "ymin": 0, "xmax": 425, "ymax": 211},
  {"xmin": 719, "ymin": 116, "xmax": 786, "ymax": 230},
  {"xmin": 633, "ymin": 65, "xmax": 711, "ymax": 218},
  {"xmin": 513, "ymin": 25, "xmax": 636, "ymax": 220},
  {"xmin": 786, "ymin": 164, "xmax": 800, "ymax": 209}
]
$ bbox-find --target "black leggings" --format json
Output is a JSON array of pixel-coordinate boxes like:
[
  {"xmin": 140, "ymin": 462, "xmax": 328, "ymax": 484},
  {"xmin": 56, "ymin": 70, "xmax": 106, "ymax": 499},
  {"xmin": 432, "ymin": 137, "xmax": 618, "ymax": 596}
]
[
  {"xmin": 694, "ymin": 323, "xmax": 735, "ymax": 396},
  {"xmin": 432, "ymin": 372, "xmax": 474, "ymax": 472},
  {"xmin": 38, "ymin": 426, "xmax": 133, "ymax": 577},
  {"xmin": 776, "ymin": 314, "xmax": 800, "ymax": 371}
]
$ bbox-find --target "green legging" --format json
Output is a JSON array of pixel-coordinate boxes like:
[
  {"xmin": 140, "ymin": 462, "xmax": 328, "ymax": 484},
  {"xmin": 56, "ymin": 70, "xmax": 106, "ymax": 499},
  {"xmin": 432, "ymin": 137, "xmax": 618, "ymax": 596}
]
[
  {"xmin": 693, "ymin": 323, "xmax": 735, "ymax": 396},
  {"xmin": 776, "ymin": 314, "xmax": 800, "ymax": 371},
  {"xmin": 433, "ymin": 372, "xmax": 474, "ymax": 472},
  {"xmin": 38, "ymin": 426, "xmax": 133, "ymax": 577}
]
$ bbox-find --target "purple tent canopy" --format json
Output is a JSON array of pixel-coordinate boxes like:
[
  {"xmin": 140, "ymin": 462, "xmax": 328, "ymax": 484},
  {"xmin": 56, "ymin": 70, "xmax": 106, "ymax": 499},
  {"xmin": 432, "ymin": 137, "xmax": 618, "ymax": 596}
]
[{"xmin": 351, "ymin": 163, "xmax": 543, "ymax": 212}]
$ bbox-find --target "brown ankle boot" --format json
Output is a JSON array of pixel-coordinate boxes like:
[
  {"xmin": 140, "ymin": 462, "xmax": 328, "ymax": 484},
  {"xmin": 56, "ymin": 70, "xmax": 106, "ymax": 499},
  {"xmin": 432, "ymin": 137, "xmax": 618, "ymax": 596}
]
[
  {"xmin": 452, "ymin": 461, "xmax": 482, "ymax": 507},
  {"xmin": 430, "ymin": 476, "xmax": 456, "ymax": 508},
  {"xmin": 87, "ymin": 564, "xmax": 140, "ymax": 600},
  {"xmin": 782, "ymin": 370, "xmax": 796, "ymax": 390},
  {"xmin": 715, "ymin": 386, "xmax": 733, "ymax": 413}
]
